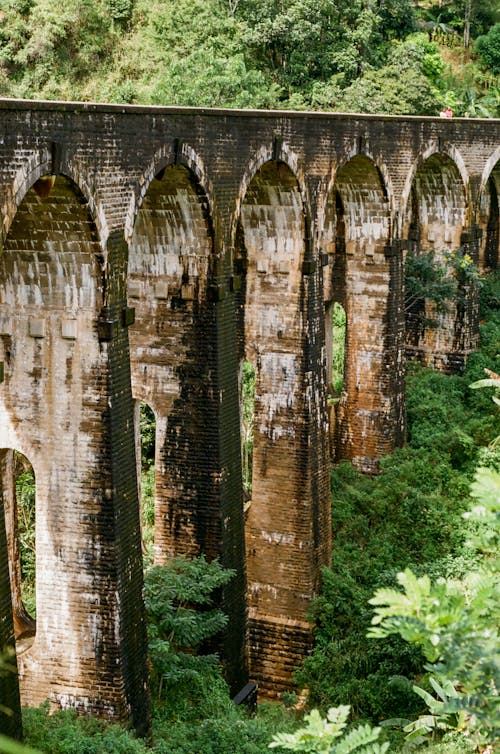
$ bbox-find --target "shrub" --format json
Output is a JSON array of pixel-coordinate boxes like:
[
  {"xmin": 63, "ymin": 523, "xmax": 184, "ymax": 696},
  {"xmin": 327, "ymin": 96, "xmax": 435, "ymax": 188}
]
[
  {"xmin": 475, "ymin": 23, "xmax": 500, "ymax": 74},
  {"xmin": 144, "ymin": 555, "xmax": 234, "ymax": 720},
  {"xmin": 295, "ymin": 316, "xmax": 500, "ymax": 721},
  {"xmin": 23, "ymin": 704, "xmax": 147, "ymax": 754}
]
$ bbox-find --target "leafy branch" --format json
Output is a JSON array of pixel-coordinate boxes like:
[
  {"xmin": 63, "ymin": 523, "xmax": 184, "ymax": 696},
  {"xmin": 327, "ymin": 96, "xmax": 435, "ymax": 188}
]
[{"xmin": 269, "ymin": 704, "xmax": 389, "ymax": 754}]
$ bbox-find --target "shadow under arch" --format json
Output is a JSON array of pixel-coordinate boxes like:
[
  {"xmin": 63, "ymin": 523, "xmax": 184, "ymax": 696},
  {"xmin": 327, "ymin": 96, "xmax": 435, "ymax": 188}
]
[
  {"xmin": 3, "ymin": 154, "xmax": 108, "ymax": 253},
  {"xmin": 478, "ymin": 157, "xmax": 500, "ymax": 272},
  {"xmin": 230, "ymin": 141, "xmax": 311, "ymax": 259},
  {"xmin": 125, "ymin": 142, "xmax": 216, "ymax": 247},
  {"xmin": 401, "ymin": 144, "xmax": 470, "ymax": 233}
]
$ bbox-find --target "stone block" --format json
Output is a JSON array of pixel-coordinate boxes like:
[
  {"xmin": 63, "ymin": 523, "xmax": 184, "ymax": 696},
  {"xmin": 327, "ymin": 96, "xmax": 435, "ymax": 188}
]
[
  {"xmin": 29, "ymin": 318, "xmax": 45, "ymax": 338},
  {"xmin": 61, "ymin": 318, "xmax": 77, "ymax": 339}
]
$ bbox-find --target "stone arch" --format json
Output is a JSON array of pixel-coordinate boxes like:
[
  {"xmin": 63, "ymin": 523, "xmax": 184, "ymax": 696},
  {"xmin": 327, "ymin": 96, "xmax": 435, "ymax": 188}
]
[
  {"xmin": 127, "ymin": 161, "xmax": 219, "ymax": 563},
  {"xmin": 324, "ymin": 154, "xmax": 402, "ymax": 470},
  {"xmin": 125, "ymin": 143, "xmax": 216, "ymax": 246},
  {"xmin": 480, "ymin": 145, "xmax": 500, "ymax": 196},
  {"xmin": 3, "ymin": 153, "xmax": 108, "ymax": 251},
  {"xmin": 403, "ymin": 151, "xmax": 475, "ymax": 372},
  {"xmin": 231, "ymin": 141, "xmax": 310, "ymax": 258},
  {"xmin": 478, "ymin": 155, "xmax": 500, "ymax": 271},
  {"xmin": 234, "ymin": 157, "xmax": 330, "ymax": 695},
  {"xmin": 401, "ymin": 144, "xmax": 470, "ymax": 232}
]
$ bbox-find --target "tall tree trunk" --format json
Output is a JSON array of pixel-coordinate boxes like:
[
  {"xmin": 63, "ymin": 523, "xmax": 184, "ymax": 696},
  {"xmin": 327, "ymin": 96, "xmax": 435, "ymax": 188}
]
[{"xmin": 464, "ymin": 0, "xmax": 472, "ymax": 50}]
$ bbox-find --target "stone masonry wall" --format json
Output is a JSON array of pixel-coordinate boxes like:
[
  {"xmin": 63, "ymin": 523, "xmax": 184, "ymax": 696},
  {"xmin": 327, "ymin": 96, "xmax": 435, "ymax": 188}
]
[{"xmin": 0, "ymin": 100, "xmax": 498, "ymax": 715}]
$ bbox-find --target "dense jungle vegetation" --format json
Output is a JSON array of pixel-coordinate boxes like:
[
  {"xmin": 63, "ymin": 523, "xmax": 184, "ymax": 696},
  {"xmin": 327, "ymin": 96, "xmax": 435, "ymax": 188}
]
[
  {"xmin": 0, "ymin": 0, "xmax": 499, "ymax": 115},
  {"xmin": 0, "ymin": 1, "xmax": 499, "ymax": 752}
]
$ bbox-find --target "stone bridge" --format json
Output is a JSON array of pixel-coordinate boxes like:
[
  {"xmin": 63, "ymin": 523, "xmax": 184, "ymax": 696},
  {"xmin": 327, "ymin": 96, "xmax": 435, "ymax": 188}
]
[{"xmin": 0, "ymin": 98, "xmax": 498, "ymax": 737}]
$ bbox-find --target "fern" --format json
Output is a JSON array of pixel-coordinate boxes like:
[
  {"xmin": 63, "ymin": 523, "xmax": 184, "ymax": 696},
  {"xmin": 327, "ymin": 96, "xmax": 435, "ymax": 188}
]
[{"xmin": 269, "ymin": 706, "xmax": 386, "ymax": 754}]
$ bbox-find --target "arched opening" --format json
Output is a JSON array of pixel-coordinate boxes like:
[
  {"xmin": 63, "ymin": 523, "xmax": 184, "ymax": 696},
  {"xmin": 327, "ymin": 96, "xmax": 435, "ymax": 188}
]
[
  {"xmin": 128, "ymin": 164, "xmax": 216, "ymax": 562},
  {"xmin": 239, "ymin": 360, "xmax": 255, "ymax": 502},
  {"xmin": 331, "ymin": 302, "xmax": 347, "ymax": 395},
  {"xmin": 0, "ymin": 450, "xmax": 36, "ymax": 647},
  {"xmin": 404, "ymin": 153, "xmax": 470, "ymax": 371},
  {"xmin": 0, "ymin": 174, "xmax": 149, "ymax": 716},
  {"xmin": 134, "ymin": 401, "xmax": 156, "ymax": 564},
  {"xmin": 235, "ymin": 159, "xmax": 306, "ymax": 559}
]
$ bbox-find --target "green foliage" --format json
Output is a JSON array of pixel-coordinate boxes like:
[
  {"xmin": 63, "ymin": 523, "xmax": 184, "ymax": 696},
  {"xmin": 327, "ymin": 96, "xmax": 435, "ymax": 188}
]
[
  {"xmin": 269, "ymin": 706, "xmax": 389, "ymax": 754},
  {"xmin": 405, "ymin": 249, "xmax": 457, "ymax": 319},
  {"xmin": 369, "ymin": 561, "xmax": 499, "ymax": 744},
  {"xmin": 336, "ymin": 35, "xmax": 444, "ymax": 115},
  {"xmin": 0, "ymin": 737, "xmax": 39, "ymax": 754},
  {"xmin": 140, "ymin": 465, "xmax": 155, "ymax": 562},
  {"xmin": 139, "ymin": 402, "xmax": 156, "ymax": 559},
  {"xmin": 96, "ymin": 0, "xmax": 279, "ymax": 109},
  {"xmin": 144, "ymin": 555, "xmax": 234, "ymax": 717},
  {"xmin": 269, "ymin": 705, "xmax": 388, "ymax": 754},
  {"xmin": 0, "ymin": 0, "xmax": 498, "ymax": 114},
  {"xmin": 368, "ymin": 375, "xmax": 500, "ymax": 748},
  {"xmin": 241, "ymin": 361, "xmax": 255, "ymax": 495},
  {"xmin": 296, "ymin": 314, "xmax": 499, "ymax": 721},
  {"xmin": 479, "ymin": 269, "xmax": 500, "ymax": 317},
  {"xmin": 21, "ymin": 673, "xmax": 296, "ymax": 754},
  {"xmin": 23, "ymin": 704, "xmax": 147, "ymax": 754},
  {"xmin": 13, "ymin": 458, "xmax": 36, "ymax": 616},
  {"xmin": 475, "ymin": 22, "xmax": 500, "ymax": 74},
  {"xmin": 405, "ymin": 246, "xmax": 481, "ymax": 339},
  {"xmin": 331, "ymin": 304, "xmax": 346, "ymax": 395},
  {"xmin": 106, "ymin": 0, "xmax": 133, "ymax": 26},
  {"xmin": 0, "ymin": 0, "xmax": 116, "ymax": 99},
  {"xmin": 153, "ymin": 703, "xmax": 296, "ymax": 754},
  {"xmin": 140, "ymin": 402, "xmax": 155, "ymax": 469}
]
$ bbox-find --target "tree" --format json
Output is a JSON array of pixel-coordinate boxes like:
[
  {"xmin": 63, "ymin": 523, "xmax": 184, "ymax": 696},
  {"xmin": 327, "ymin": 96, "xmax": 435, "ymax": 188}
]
[
  {"xmin": 336, "ymin": 37, "xmax": 444, "ymax": 115},
  {"xmin": 236, "ymin": 0, "xmax": 384, "ymax": 96},
  {"xmin": 144, "ymin": 555, "xmax": 234, "ymax": 715},
  {"xmin": 475, "ymin": 23, "xmax": 500, "ymax": 75},
  {"xmin": 368, "ymin": 372, "xmax": 500, "ymax": 748}
]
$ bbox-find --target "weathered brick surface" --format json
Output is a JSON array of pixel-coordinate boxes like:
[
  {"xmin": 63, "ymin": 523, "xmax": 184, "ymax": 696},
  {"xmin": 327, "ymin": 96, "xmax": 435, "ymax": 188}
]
[
  {"xmin": 0, "ymin": 175, "xmax": 149, "ymax": 732},
  {"xmin": 0, "ymin": 99, "xmax": 498, "ymax": 712}
]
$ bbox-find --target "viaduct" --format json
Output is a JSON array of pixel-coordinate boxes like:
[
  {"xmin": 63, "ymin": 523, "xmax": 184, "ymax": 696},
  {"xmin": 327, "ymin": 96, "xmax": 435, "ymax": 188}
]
[{"xmin": 0, "ymin": 98, "xmax": 498, "ymax": 738}]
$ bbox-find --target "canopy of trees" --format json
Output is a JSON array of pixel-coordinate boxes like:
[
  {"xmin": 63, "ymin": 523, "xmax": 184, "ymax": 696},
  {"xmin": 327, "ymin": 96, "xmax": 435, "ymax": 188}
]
[{"xmin": 0, "ymin": 0, "xmax": 499, "ymax": 115}]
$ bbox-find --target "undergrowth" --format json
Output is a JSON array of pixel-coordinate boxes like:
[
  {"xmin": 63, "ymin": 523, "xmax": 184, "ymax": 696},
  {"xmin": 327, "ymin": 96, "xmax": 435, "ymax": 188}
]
[{"xmin": 294, "ymin": 273, "xmax": 499, "ymax": 721}]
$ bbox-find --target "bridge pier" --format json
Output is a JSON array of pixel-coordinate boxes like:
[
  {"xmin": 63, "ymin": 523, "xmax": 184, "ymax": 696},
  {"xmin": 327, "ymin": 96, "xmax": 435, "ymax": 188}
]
[{"xmin": 0, "ymin": 181, "xmax": 150, "ymax": 736}]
